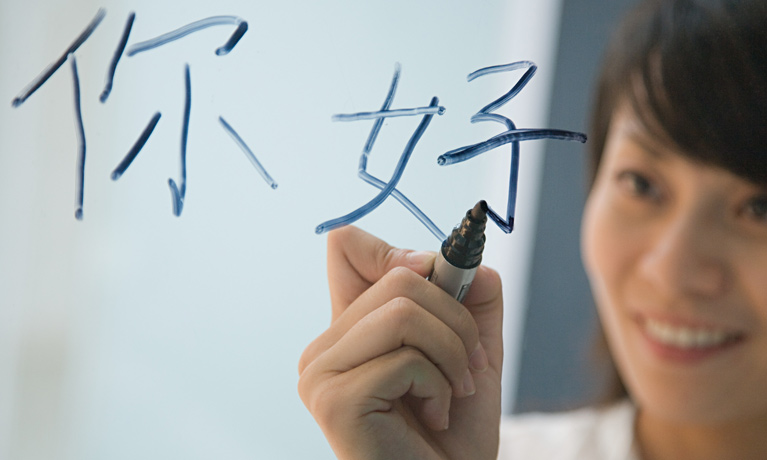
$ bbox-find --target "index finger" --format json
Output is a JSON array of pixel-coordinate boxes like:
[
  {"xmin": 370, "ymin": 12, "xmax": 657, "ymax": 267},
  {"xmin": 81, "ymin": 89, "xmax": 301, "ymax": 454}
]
[{"xmin": 327, "ymin": 226, "xmax": 435, "ymax": 321}]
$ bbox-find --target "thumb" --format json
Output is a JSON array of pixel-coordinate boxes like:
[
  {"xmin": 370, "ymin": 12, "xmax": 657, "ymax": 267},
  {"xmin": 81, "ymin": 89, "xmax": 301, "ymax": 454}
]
[{"xmin": 327, "ymin": 226, "xmax": 435, "ymax": 317}]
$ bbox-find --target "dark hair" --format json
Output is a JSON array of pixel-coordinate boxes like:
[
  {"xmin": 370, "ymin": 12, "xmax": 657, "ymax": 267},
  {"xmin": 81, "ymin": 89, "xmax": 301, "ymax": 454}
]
[
  {"xmin": 590, "ymin": 0, "xmax": 767, "ymax": 185},
  {"xmin": 588, "ymin": 0, "xmax": 767, "ymax": 404}
]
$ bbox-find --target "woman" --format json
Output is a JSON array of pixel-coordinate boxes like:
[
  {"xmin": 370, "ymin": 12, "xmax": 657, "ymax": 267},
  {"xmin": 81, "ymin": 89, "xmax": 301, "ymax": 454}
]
[{"xmin": 298, "ymin": 0, "xmax": 767, "ymax": 458}]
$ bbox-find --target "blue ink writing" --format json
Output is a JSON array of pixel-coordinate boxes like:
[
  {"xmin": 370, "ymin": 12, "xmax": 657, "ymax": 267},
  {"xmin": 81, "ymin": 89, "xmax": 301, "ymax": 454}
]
[
  {"xmin": 111, "ymin": 112, "xmax": 161, "ymax": 181},
  {"xmin": 11, "ymin": 8, "xmax": 105, "ymax": 108},
  {"xmin": 438, "ymin": 61, "xmax": 586, "ymax": 233},
  {"xmin": 70, "ymin": 55, "xmax": 86, "ymax": 221},
  {"xmin": 316, "ymin": 92, "xmax": 441, "ymax": 235},
  {"xmin": 126, "ymin": 16, "xmax": 247, "ymax": 57},
  {"xmin": 11, "ymin": 11, "xmax": 585, "ymax": 230},
  {"xmin": 356, "ymin": 65, "xmax": 446, "ymax": 241},
  {"xmin": 100, "ymin": 12, "xmax": 135, "ymax": 103},
  {"xmin": 316, "ymin": 64, "xmax": 445, "ymax": 239},
  {"xmin": 12, "ymin": 10, "xmax": 270, "ymax": 220},
  {"xmin": 332, "ymin": 106, "xmax": 445, "ymax": 122},
  {"xmin": 168, "ymin": 64, "xmax": 191, "ymax": 217},
  {"xmin": 218, "ymin": 116, "xmax": 278, "ymax": 190},
  {"xmin": 438, "ymin": 128, "xmax": 586, "ymax": 165}
]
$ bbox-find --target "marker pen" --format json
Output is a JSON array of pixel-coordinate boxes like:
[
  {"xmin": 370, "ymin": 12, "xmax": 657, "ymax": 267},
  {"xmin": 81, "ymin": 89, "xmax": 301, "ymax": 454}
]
[{"xmin": 429, "ymin": 200, "xmax": 488, "ymax": 302}]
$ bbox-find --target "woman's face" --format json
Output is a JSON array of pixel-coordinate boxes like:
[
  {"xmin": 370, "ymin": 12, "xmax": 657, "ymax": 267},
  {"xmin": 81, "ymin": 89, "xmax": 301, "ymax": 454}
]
[{"xmin": 582, "ymin": 108, "xmax": 767, "ymax": 424}]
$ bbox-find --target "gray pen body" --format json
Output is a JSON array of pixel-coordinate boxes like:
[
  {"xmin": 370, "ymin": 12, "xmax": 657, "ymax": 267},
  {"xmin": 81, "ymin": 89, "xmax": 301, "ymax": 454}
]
[
  {"xmin": 429, "ymin": 250, "xmax": 478, "ymax": 302},
  {"xmin": 428, "ymin": 201, "xmax": 487, "ymax": 302}
]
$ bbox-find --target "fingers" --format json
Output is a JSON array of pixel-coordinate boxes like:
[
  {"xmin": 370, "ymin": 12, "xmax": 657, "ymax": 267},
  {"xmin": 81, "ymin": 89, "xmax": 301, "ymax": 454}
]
[
  {"xmin": 463, "ymin": 265, "xmax": 503, "ymax": 309},
  {"xmin": 299, "ymin": 346, "xmax": 452, "ymax": 437},
  {"xmin": 462, "ymin": 265, "xmax": 505, "ymax": 372},
  {"xmin": 304, "ymin": 294, "xmax": 478, "ymax": 398},
  {"xmin": 327, "ymin": 226, "xmax": 435, "ymax": 319},
  {"xmin": 299, "ymin": 266, "xmax": 487, "ymax": 379}
]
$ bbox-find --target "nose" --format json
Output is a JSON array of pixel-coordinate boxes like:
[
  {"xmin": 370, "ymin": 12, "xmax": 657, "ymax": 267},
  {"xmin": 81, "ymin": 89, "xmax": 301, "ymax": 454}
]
[{"xmin": 638, "ymin": 208, "xmax": 729, "ymax": 300}]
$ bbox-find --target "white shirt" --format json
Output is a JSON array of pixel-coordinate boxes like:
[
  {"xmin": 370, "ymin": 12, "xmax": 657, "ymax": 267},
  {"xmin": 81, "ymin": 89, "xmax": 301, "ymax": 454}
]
[{"xmin": 497, "ymin": 400, "xmax": 638, "ymax": 460}]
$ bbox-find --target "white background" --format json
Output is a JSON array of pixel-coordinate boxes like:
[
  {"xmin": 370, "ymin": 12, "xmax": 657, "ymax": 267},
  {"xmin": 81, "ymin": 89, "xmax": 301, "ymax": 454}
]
[{"xmin": 0, "ymin": 0, "xmax": 563, "ymax": 458}]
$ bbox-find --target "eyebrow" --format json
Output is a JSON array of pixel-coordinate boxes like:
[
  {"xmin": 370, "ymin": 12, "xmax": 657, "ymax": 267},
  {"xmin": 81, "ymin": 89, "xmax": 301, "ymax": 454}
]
[{"xmin": 624, "ymin": 128, "xmax": 670, "ymax": 161}]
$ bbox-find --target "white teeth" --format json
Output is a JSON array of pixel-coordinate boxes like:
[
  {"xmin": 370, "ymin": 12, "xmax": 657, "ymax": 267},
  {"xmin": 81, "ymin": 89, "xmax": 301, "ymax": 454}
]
[{"xmin": 644, "ymin": 319, "xmax": 733, "ymax": 349}]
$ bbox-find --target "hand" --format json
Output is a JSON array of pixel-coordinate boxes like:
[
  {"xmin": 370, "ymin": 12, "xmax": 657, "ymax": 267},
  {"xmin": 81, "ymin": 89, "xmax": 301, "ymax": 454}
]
[{"xmin": 298, "ymin": 226, "xmax": 504, "ymax": 460}]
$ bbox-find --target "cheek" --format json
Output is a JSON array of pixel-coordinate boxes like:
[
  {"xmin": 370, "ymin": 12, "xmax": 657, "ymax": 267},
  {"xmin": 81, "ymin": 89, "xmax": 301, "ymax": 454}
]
[
  {"xmin": 581, "ymin": 192, "xmax": 625, "ymax": 298},
  {"xmin": 734, "ymin": 250, "xmax": 767, "ymax": 346},
  {"xmin": 581, "ymin": 191, "xmax": 641, "ymax": 346},
  {"xmin": 582, "ymin": 192, "xmax": 645, "ymax": 400}
]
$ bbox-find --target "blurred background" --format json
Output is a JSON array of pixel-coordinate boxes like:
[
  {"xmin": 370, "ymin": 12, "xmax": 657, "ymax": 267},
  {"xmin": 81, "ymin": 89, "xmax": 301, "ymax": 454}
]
[{"xmin": 0, "ymin": 0, "xmax": 632, "ymax": 458}]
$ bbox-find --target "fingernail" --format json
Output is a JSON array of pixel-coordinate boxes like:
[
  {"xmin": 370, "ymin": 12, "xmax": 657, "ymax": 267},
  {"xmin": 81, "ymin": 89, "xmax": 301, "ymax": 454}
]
[
  {"xmin": 443, "ymin": 412, "xmax": 450, "ymax": 430},
  {"xmin": 463, "ymin": 369, "xmax": 476, "ymax": 396},
  {"xmin": 469, "ymin": 343, "xmax": 488, "ymax": 372}
]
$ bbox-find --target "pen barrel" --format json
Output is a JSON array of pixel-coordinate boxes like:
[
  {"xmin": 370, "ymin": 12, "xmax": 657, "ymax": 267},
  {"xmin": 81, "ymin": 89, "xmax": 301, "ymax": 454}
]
[
  {"xmin": 429, "ymin": 250, "xmax": 478, "ymax": 302},
  {"xmin": 429, "ymin": 201, "xmax": 487, "ymax": 302}
]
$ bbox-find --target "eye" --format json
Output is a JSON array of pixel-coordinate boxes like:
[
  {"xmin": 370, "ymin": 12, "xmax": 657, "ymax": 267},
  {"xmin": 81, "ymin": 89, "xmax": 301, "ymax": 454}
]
[
  {"xmin": 742, "ymin": 194, "xmax": 767, "ymax": 223},
  {"xmin": 616, "ymin": 170, "xmax": 661, "ymax": 201}
]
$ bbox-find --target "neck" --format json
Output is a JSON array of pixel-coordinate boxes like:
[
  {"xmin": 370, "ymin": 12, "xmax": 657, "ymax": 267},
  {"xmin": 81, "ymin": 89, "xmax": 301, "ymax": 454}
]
[{"xmin": 636, "ymin": 410, "xmax": 767, "ymax": 460}]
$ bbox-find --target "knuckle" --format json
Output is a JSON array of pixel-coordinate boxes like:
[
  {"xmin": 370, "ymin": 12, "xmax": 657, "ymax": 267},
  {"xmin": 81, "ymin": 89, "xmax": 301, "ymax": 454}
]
[
  {"xmin": 297, "ymin": 335, "xmax": 327, "ymax": 376},
  {"xmin": 304, "ymin": 377, "xmax": 344, "ymax": 428},
  {"xmin": 374, "ymin": 240, "xmax": 399, "ymax": 274},
  {"xmin": 297, "ymin": 363, "xmax": 346, "ymax": 430},
  {"xmin": 445, "ymin": 333, "xmax": 470, "ymax": 371},
  {"xmin": 297, "ymin": 344, "xmax": 315, "ymax": 376},
  {"xmin": 296, "ymin": 367, "xmax": 310, "ymax": 401},
  {"xmin": 393, "ymin": 346, "xmax": 451, "ymax": 394},
  {"xmin": 394, "ymin": 345, "xmax": 427, "ymax": 367},
  {"xmin": 455, "ymin": 306, "xmax": 480, "ymax": 350},
  {"xmin": 381, "ymin": 265, "xmax": 421, "ymax": 291},
  {"xmin": 296, "ymin": 362, "xmax": 318, "ymax": 408},
  {"xmin": 382, "ymin": 296, "xmax": 420, "ymax": 330}
]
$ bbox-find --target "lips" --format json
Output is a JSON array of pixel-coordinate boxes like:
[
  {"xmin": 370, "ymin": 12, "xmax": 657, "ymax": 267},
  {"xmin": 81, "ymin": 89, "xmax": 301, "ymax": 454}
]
[
  {"xmin": 638, "ymin": 316, "xmax": 745, "ymax": 362},
  {"xmin": 644, "ymin": 318, "xmax": 742, "ymax": 348}
]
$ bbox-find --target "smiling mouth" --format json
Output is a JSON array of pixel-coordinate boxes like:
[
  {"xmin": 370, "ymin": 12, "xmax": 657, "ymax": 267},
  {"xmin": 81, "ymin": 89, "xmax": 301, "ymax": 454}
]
[{"xmin": 643, "ymin": 318, "xmax": 744, "ymax": 350}]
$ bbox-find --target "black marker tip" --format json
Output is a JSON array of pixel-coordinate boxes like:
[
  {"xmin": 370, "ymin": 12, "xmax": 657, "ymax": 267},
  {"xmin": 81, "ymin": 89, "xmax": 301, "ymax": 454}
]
[{"xmin": 471, "ymin": 200, "xmax": 488, "ymax": 221}]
